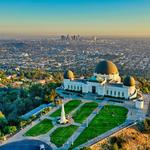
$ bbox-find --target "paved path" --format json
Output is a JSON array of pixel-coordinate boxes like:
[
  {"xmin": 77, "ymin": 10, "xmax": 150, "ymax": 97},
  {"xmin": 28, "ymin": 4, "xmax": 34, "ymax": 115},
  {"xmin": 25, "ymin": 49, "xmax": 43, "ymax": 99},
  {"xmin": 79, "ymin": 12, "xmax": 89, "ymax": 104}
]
[
  {"xmin": 1, "ymin": 93, "xmax": 149, "ymax": 150},
  {"xmin": 61, "ymin": 99, "xmax": 108, "ymax": 150},
  {"xmin": 21, "ymin": 103, "xmax": 52, "ymax": 120},
  {"xmin": 71, "ymin": 99, "xmax": 147, "ymax": 150},
  {"xmin": 0, "ymin": 99, "xmax": 71, "ymax": 148},
  {"xmin": 75, "ymin": 120, "xmax": 136, "ymax": 150},
  {"xmin": 70, "ymin": 101, "xmax": 86, "ymax": 116}
]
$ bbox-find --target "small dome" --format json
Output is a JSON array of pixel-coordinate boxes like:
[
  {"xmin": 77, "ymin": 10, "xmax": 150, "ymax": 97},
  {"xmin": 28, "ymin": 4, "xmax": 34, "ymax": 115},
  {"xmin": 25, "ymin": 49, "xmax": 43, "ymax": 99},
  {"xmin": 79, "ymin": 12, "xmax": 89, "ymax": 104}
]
[
  {"xmin": 95, "ymin": 60, "xmax": 119, "ymax": 75},
  {"xmin": 64, "ymin": 70, "xmax": 74, "ymax": 80},
  {"xmin": 123, "ymin": 76, "xmax": 135, "ymax": 86}
]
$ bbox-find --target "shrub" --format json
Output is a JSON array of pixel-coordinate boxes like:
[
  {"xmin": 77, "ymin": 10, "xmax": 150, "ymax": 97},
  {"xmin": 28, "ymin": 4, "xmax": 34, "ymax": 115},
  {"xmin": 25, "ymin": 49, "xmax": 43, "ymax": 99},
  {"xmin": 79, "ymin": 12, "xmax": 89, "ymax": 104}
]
[
  {"xmin": 19, "ymin": 120, "xmax": 27, "ymax": 128},
  {"xmin": 3, "ymin": 126, "xmax": 17, "ymax": 134},
  {"xmin": 113, "ymin": 143, "xmax": 119, "ymax": 150},
  {"xmin": 110, "ymin": 136, "xmax": 126, "ymax": 149},
  {"xmin": 80, "ymin": 147, "xmax": 92, "ymax": 150},
  {"xmin": 110, "ymin": 136, "xmax": 117, "ymax": 144},
  {"xmin": 144, "ymin": 118, "xmax": 150, "ymax": 131},
  {"xmin": 31, "ymin": 115, "xmax": 37, "ymax": 120}
]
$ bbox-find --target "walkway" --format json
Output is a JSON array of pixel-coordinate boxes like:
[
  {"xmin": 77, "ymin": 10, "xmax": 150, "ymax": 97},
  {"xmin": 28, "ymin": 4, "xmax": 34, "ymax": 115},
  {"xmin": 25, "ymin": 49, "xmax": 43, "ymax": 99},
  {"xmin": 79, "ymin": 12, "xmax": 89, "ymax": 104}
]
[
  {"xmin": 21, "ymin": 103, "xmax": 52, "ymax": 120},
  {"xmin": 75, "ymin": 120, "xmax": 136, "ymax": 150},
  {"xmin": 61, "ymin": 99, "xmax": 108, "ymax": 150},
  {"xmin": 0, "ymin": 99, "xmax": 71, "ymax": 149},
  {"xmin": 1, "ymin": 94, "xmax": 149, "ymax": 150}
]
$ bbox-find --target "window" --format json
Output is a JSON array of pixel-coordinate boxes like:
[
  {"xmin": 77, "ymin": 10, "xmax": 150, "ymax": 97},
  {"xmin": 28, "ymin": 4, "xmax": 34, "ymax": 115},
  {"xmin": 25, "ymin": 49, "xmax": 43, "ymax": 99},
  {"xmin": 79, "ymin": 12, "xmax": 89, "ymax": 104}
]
[
  {"xmin": 71, "ymin": 85, "xmax": 73, "ymax": 90},
  {"xmin": 74, "ymin": 86, "xmax": 76, "ymax": 90},
  {"xmin": 114, "ymin": 91, "xmax": 116, "ymax": 95},
  {"xmin": 118, "ymin": 92, "xmax": 120, "ymax": 97},
  {"xmin": 107, "ymin": 90, "xmax": 109, "ymax": 95},
  {"xmin": 110, "ymin": 91, "xmax": 112, "ymax": 95},
  {"xmin": 122, "ymin": 92, "xmax": 124, "ymax": 97},
  {"xmin": 68, "ymin": 85, "xmax": 70, "ymax": 89}
]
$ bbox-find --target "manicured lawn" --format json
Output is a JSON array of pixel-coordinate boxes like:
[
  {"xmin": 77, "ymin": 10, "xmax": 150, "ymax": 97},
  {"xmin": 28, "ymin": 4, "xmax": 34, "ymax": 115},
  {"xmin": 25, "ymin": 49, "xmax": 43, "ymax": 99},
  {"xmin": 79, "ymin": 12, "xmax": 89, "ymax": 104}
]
[
  {"xmin": 25, "ymin": 119, "xmax": 53, "ymax": 136},
  {"xmin": 70, "ymin": 105, "xmax": 128, "ymax": 149},
  {"xmin": 73, "ymin": 102, "xmax": 98, "ymax": 123},
  {"xmin": 50, "ymin": 100, "xmax": 81, "ymax": 117},
  {"xmin": 50, "ymin": 125, "xmax": 78, "ymax": 147}
]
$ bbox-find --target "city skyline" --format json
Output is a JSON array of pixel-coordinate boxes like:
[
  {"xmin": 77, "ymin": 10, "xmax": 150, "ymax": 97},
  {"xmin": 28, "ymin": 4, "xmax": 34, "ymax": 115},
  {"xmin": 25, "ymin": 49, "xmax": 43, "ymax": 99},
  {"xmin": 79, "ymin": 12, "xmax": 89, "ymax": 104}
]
[{"xmin": 0, "ymin": 0, "xmax": 150, "ymax": 38}]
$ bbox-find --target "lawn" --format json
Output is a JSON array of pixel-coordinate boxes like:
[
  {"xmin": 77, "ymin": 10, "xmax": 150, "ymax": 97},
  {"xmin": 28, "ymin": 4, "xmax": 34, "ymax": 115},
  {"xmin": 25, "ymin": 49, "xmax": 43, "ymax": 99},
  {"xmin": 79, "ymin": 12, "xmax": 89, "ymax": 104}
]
[
  {"xmin": 73, "ymin": 102, "xmax": 98, "ymax": 123},
  {"xmin": 25, "ymin": 119, "xmax": 53, "ymax": 136},
  {"xmin": 70, "ymin": 105, "xmax": 128, "ymax": 149},
  {"xmin": 50, "ymin": 125, "xmax": 78, "ymax": 147},
  {"xmin": 50, "ymin": 100, "xmax": 81, "ymax": 117}
]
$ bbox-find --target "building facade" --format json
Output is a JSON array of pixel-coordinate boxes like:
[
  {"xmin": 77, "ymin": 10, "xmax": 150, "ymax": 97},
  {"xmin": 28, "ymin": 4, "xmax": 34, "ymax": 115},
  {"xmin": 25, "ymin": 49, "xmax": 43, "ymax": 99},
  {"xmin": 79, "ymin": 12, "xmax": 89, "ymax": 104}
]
[{"xmin": 62, "ymin": 60, "xmax": 137, "ymax": 100}]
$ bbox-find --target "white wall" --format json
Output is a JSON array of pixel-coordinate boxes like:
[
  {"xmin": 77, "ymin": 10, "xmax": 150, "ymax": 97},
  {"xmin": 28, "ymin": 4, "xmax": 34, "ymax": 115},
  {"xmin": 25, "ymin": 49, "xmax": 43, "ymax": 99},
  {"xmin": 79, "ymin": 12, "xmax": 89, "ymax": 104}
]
[
  {"xmin": 63, "ymin": 78, "xmax": 137, "ymax": 99},
  {"xmin": 93, "ymin": 73, "xmax": 121, "ymax": 82}
]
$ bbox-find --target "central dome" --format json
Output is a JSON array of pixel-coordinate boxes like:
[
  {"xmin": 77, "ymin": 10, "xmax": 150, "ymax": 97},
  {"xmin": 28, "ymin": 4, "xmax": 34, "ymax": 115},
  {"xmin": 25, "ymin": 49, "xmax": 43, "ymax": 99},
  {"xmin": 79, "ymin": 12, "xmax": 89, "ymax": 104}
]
[{"xmin": 95, "ymin": 60, "xmax": 119, "ymax": 75}]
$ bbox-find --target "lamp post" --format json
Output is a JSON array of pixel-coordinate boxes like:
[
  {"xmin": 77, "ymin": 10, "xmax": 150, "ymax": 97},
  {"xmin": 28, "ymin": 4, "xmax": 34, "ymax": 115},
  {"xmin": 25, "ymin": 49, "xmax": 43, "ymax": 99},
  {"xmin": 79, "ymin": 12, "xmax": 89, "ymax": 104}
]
[
  {"xmin": 71, "ymin": 136, "xmax": 74, "ymax": 145},
  {"xmin": 86, "ymin": 118, "xmax": 88, "ymax": 127}
]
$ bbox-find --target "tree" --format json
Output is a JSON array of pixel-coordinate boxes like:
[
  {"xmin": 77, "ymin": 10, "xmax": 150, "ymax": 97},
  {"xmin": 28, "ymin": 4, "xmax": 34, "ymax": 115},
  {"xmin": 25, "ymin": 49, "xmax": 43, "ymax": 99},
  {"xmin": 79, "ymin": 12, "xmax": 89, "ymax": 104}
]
[
  {"xmin": 144, "ymin": 118, "xmax": 150, "ymax": 131},
  {"xmin": 3, "ymin": 126, "xmax": 17, "ymax": 134},
  {"xmin": 113, "ymin": 143, "xmax": 119, "ymax": 150},
  {"xmin": 0, "ymin": 111, "xmax": 5, "ymax": 119},
  {"xmin": 49, "ymin": 89, "xmax": 57, "ymax": 102},
  {"xmin": 0, "ymin": 111, "xmax": 7, "ymax": 128},
  {"xmin": 19, "ymin": 120, "xmax": 27, "ymax": 128},
  {"xmin": 80, "ymin": 147, "xmax": 91, "ymax": 150},
  {"xmin": 29, "ymin": 83, "xmax": 43, "ymax": 98},
  {"xmin": 44, "ymin": 95, "xmax": 51, "ymax": 103}
]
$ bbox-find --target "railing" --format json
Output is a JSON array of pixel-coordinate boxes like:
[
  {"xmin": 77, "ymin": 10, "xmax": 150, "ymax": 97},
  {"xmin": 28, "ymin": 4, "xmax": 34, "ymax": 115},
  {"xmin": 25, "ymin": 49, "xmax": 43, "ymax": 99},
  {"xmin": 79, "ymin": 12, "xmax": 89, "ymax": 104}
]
[{"xmin": 75, "ymin": 120, "xmax": 137, "ymax": 150}]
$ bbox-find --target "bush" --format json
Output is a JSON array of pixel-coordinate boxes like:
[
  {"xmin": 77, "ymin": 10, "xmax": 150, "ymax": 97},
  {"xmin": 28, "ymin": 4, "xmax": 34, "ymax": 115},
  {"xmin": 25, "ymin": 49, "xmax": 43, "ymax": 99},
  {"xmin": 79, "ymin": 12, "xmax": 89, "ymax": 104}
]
[
  {"xmin": 31, "ymin": 115, "xmax": 37, "ymax": 120},
  {"xmin": 113, "ymin": 143, "xmax": 119, "ymax": 150},
  {"xmin": 41, "ymin": 107, "xmax": 51, "ymax": 115},
  {"xmin": 144, "ymin": 118, "xmax": 150, "ymax": 131},
  {"xmin": 19, "ymin": 120, "xmax": 27, "ymax": 128},
  {"xmin": 110, "ymin": 136, "xmax": 126, "ymax": 149},
  {"xmin": 80, "ymin": 147, "xmax": 92, "ymax": 150},
  {"xmin": 110, "ymin": 136, "xmax": 117, "ymax": 144},
  {"xmin": 3, "ymin": 126, "xmax": 17, "ymax": 134}
]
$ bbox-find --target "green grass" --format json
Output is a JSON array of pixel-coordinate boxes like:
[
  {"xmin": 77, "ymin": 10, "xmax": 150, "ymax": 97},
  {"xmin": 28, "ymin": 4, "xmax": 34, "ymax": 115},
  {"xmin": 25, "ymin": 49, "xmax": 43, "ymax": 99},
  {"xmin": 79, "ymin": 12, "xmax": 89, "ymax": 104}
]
[
  {"xmin": 25, "ymin": 119, "xmax": 53, "ymax": 136},
  {"xmin": 50, "ymin": 125, "xmax": 78, "ymax": 147},
  {"xmin": 70, "ymin": 105, "xmax": 128, "ymax": 149},
  {"xmin": 50, "ymin": 100, "xmax": 81, "ymax": 117},
  {"xmin": 73, "ymin": 102, "xmax": 98, "ymax": 123}
]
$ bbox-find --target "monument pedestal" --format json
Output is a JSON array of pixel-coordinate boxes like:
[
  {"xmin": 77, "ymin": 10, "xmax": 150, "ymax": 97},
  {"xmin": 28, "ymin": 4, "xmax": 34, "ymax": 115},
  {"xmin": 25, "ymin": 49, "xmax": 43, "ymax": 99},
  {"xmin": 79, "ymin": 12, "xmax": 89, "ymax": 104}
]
[{"xmin": 59, "ymin": 103, "xmax": 68, "ymax": 124}]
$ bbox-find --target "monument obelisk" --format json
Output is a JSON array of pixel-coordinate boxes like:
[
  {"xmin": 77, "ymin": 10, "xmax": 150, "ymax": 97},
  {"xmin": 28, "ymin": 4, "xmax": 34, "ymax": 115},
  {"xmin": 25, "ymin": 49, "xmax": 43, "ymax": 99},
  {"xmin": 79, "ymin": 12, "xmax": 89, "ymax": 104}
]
[{"xmin": 59, "ymin": 103, "xmax": 68, "ymax": 124}]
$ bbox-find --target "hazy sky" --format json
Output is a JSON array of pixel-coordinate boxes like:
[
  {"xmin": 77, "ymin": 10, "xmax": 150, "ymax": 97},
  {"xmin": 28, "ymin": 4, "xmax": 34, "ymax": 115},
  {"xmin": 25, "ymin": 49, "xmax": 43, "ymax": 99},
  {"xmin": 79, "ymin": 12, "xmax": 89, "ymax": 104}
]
[{"xmin": 0, "ymin": 0, "xmax": 150, "ymax": 37}]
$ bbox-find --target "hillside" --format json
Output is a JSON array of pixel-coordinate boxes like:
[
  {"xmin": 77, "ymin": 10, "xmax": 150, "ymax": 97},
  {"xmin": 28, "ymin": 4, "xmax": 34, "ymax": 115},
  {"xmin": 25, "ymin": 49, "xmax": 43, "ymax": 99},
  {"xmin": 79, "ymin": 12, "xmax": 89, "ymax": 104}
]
[{"xmin": 90, "ymin": 125, "xmax": 150, "ymax": 150}]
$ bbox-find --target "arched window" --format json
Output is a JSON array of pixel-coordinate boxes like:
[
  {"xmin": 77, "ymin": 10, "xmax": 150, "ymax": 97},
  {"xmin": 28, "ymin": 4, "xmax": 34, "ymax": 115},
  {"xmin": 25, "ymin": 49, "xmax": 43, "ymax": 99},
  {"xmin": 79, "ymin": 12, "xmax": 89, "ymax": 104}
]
[
  {"xmin": 107, "ymin": 90, "xmax": 109, "ymax": 95},
  {"xmin": 110, "ymin": 91, "xmax": 112, "ymax": 95}
]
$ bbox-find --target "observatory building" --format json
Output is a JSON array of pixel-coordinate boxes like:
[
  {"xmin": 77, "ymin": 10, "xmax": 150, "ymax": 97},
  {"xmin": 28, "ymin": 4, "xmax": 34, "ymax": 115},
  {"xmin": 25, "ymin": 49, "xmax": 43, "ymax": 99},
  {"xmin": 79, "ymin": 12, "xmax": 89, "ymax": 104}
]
[{"xmin": 62, "ymin": 60, "xmax": 137, "ymax": 100}]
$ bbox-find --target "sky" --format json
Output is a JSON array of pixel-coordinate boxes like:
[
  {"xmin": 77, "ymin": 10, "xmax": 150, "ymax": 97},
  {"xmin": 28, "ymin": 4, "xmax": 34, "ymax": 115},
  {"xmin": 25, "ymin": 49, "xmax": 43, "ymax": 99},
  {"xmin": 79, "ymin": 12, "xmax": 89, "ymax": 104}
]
[{"xmin": 0, "ymin": 0, "xmax": 150, "ymax": 37}]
